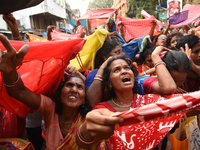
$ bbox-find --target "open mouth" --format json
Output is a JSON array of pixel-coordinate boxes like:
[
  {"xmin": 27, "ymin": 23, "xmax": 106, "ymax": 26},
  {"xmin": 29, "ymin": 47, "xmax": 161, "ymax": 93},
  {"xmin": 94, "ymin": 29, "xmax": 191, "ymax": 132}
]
[
  {"xmin": 122, "ymin": 76, "xmax": 131, "ymax": 83},
  {"xmin": 68, "ymin": 95, "xmax": 77, "ymax": 99}
]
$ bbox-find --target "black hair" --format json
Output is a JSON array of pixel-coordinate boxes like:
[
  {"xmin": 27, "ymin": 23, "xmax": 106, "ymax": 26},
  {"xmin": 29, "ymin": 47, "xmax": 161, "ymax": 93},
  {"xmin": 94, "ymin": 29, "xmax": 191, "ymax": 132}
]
[
  {"xmin": 139, "ymin": 45, "xmax": 156, "ymax": 65},
  {"xmin": 166, "ymin": 31, "xmax": 183, "ymax": 48},
  {"xmin": 52, "ymin": 75, "xmax": 90, "ymax": 117},
  {"xmin": 162, "ymin": 51, "xmax": 190, "ymax": 73},
  {"xmin": 102, "ymin": 56, "xmax": 138, "ymax": 100},
  {"xmin": 153, "ymin": 33, "xmax": 166, "ymax": 45},
  {"xmin": 176, "ymin": 34, "xmax": 199, "ymax": 50},
  {"xmin": 94, "ymin": 40, "xmax": 120, "ymax": 69}
]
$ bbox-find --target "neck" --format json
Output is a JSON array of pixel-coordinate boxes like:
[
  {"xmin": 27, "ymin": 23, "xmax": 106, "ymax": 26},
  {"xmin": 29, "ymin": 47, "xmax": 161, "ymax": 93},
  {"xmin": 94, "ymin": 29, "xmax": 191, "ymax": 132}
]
[
  {"xmin": 60, "ymin": 107, "xmax": 79, "ymax": 122},
  {"xmin": 115, "ymin": 90, "xmax": 134, "ymax": 105}
]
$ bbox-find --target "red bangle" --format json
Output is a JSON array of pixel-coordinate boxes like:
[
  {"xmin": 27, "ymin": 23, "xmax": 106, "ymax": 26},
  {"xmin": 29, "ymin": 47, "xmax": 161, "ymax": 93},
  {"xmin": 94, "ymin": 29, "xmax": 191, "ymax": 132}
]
[
  {"xmin": 154, "ymin": 61, "xmax": 166, "ymax": 68},
  {"xmin": 2, "ymin": 72, "xmax": 21, "ymax": 87}
]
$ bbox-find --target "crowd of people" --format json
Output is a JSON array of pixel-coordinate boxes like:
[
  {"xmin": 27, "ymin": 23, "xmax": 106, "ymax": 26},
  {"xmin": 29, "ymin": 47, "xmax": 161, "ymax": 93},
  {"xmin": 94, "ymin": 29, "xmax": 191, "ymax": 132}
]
[{"xmin": 0, "ymin": 6, "xmax": 200, "ymax": 150}]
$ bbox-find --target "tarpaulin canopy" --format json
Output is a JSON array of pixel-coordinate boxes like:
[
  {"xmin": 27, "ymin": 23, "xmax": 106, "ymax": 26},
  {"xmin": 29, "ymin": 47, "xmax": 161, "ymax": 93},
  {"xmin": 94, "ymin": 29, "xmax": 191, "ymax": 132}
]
[
  {"xmin": 0, "ymin": 0, "xmax": 44, "ymax": 14},
  {"xmin": 142, "ymin": 4, "xmax": 200, "ymax": 28},
  {"xmin": 0, "ymin": 39, "xmax": 85, "ymax": 119},
  {"xmin": 78, "ymin": 8, "xmax": 116, "ymax": 29},
  {"xmin": 107, "ymin": 91, "xmax": 200, "ymax": 150},
  {"xmin": 116, "ymin": 16, "xmax": 156, "ymax": 42}
]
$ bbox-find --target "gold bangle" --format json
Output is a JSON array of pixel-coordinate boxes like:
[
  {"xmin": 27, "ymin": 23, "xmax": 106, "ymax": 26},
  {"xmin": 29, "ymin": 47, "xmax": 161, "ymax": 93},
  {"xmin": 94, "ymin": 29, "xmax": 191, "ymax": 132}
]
[{"xmin": 95, "ymin": 74, "xmax": 103, "ymax": 79}]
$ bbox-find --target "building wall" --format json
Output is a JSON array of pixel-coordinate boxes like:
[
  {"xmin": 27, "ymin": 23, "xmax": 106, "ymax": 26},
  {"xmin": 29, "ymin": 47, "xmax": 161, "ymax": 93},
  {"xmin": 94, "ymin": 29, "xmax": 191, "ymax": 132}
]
[{"xmin": 112, "ymin": 0, "xmax": 128, "ymax": 17}]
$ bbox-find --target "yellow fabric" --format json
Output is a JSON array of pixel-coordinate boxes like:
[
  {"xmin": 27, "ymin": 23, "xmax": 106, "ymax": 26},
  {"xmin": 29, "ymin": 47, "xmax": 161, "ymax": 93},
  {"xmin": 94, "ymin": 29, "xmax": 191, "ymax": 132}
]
[{"xmin": 69, "ymin": 29, "xmax": 109, "ymax": 71}]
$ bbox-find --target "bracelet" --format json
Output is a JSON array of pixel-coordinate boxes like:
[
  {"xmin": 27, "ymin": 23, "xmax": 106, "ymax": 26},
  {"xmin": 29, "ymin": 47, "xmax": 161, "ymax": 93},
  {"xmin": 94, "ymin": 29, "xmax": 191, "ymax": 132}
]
[
  {"xmin": 94, "ymin": 77, "xmax": 103, "ymax": 81},
  {"xmin": 154, "ymin": 61, "xmax": 166, "ymax": 68},
  {"xmin": 95, "ymin": 74, "xmax": 103, "ymax": 79},
  {"xmin": 77, "ymin": 125, "xmax": 95, "ymax": 144},
  {"xmin": 2, "ymin": 72, "xmax": 21, "ymax": 87},
  {"xmin": 13, "ymin": 36, "xmax": 20, "ymax": 40}
]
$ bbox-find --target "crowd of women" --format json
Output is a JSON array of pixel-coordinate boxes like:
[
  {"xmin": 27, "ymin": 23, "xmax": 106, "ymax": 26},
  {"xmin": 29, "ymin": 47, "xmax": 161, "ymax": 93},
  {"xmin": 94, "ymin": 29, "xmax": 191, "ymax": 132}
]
[{"xmin": 0, "ymin": 7, "xmax": 200, "ymax": 150}]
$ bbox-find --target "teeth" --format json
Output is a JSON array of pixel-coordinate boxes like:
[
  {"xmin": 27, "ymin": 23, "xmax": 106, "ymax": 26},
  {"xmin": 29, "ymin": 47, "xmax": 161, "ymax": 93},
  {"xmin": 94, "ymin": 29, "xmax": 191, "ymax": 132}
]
[{"xmin": 69, "ymin": 96, "xmax": 76, "ymax": 99}]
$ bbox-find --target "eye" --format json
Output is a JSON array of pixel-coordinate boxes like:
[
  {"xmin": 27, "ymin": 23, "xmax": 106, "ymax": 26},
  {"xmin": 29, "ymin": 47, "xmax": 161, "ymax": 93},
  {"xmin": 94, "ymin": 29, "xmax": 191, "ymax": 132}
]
[
  {"xmin": 78, "ymin": 85, "xmax": 84, "ymax": 90},
  {"xmin": 124, "ymin": 66, "xmax": 130, "ymax": 70},
  {"xmin": 66, "ymin": 83, "xmax": 73, "ymax": 87},
  {"xmin": 114, "ymin": 68, "xmax": 120, "ymax": 73}
]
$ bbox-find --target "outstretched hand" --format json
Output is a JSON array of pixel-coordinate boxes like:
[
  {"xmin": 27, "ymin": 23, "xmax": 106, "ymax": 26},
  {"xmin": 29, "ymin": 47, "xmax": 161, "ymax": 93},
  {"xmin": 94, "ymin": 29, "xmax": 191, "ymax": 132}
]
[{"xmin": 0, "ymin": 34, "xmax": 29, "ymax": 73}]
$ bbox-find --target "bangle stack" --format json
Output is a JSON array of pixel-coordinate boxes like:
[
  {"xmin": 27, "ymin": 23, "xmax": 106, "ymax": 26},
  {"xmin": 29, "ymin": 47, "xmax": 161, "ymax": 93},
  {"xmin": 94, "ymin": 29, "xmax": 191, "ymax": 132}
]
[
  {"xmin": 94, "ymin": 74, "xmax": 103, "ymax": 81},
  {"xmin": 77, "ymin": 125, "xmax": 95, "ymax": 145},
  {"xmin": 154, "ymin": 61, "xmax": 166, "ymax": 68},
  {"xmin": 2, "ymin": 72, "xmax": 21, "ymax": 87}
]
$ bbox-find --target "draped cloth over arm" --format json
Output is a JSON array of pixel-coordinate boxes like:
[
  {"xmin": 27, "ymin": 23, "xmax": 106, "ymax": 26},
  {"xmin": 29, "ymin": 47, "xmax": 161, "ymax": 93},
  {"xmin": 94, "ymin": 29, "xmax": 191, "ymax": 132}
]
[
  {"xmin": 0, "ymin": 39, "xmax": 85, "ymax": 118},
  {"xmin": 93, "ymin": 91, "xmax": 200, "ymax": 150}
]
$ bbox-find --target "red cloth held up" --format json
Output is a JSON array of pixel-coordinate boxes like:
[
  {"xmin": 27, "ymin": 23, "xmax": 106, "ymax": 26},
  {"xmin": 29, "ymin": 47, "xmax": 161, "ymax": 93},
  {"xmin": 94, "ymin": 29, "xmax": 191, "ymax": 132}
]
[{"xmin": 0, "ymin": 39, "xmax": 85, "ymax": 119}]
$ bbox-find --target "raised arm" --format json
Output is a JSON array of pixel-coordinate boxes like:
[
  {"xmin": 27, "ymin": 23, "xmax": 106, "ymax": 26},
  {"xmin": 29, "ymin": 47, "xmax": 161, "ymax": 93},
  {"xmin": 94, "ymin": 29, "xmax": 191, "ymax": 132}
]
[
  {"xmin": 76, "ymin": 108, "xmax": 123, "ymax": 149},
  {"xmin": 150, "ymin": 46, "xmax": 176, "ymax": 94},
  {"xmin": 3, "ymin": 14, "xmax": 22, "ymax": 41},
  {"xmin": 149, "ymin": 20, "xmax": 157, "ymax": 41},
  {"xmin": 164, "ymin": 21, "xmax": 171, "ymax": 35},
  {"xmin": 0, "ymin": 34, "xmax": 41, "ymax": 110}
]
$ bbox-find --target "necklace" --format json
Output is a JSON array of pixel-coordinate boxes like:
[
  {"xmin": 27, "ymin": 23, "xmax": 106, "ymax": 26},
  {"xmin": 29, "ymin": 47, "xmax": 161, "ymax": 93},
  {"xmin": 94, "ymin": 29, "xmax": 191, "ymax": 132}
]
[
  {"xmin": 112, "ymin": 98, "xmax": 132, "ymax": 107},
  {"xmin": 59, "ymin": 116, "xmax": 72, "ymax": 125}
]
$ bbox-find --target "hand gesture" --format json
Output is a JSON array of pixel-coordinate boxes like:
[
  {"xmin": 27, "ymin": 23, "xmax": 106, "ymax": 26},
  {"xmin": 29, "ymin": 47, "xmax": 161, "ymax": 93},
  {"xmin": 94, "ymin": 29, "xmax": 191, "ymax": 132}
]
[
  {"xmin": 106, "ymin": 31, "xmax": 118, "ymax": 40},
  {"xmin": 85, "ymin": 108, "xmax": 123, "ymax": 140},
  {"xmin": 0, "ymin": 34, "xmax": 29, "ymax": 73},
  {"xmin": 3, "ymin": 14, "xmax": 22, "ymax": 40}
]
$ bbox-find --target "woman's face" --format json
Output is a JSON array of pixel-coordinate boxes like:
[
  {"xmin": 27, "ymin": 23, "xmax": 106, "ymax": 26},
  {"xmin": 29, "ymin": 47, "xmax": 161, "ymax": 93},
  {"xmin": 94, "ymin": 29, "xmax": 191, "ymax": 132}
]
[
  {"xmin": 190, "ymin": 41, "xmax": 200, "ymax": 66},
  {"xmin": 145, "ymin": 54, "xmax": 153, "ymax": 68},
  {"xmin": 156, "ymin": 34, "xmax": 167, "ymax": 47},
  {"xmin": 170, "ymin": 35, "xmax": 179, "ymax": 48},
  {"xmin": 61, "ymin": 77, "xmax": 85, "ymax": 108},
  {"xmin": 106, "ymin": 45, "xmax": 124, "ymax": 59},
  {"xmin": 109, "ymin": 59, "xmax": 134, "ymax": 91},
  {"xmin": 170, "ymin": 70, "xmax": 187, "ymax": 88}
]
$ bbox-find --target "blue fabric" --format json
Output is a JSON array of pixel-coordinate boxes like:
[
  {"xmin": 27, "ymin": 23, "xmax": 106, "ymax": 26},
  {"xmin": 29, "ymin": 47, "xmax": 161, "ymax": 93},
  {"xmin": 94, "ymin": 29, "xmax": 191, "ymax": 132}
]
[
  {"xmin": 108, "ymin": 17, "xmax": 151, "ymax": 59},
  {"xmin": 135, "ymin": 75, "xmax": 150, "ymax": 95},
  {"xmin": 85, "ymin": 70, "xmax": 98, "ymax": 89},
  {"xmin": 68, "ymin": 20, "xmax": 87, "ymax": 28}
]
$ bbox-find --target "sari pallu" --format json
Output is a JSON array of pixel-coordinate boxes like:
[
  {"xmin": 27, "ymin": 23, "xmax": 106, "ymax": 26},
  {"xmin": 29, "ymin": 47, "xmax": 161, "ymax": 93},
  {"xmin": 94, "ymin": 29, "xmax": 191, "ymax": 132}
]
[
  {"xmin": 93, "ymin": 90, "xmax": 200, "ymax": 150},
  {"xmin": 57, "ymin": 114, "xmax": 100, "ymax": 150}
]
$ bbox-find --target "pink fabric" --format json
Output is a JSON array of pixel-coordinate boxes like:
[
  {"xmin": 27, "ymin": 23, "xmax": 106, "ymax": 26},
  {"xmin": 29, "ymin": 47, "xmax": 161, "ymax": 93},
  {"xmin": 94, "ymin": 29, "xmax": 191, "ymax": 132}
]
[
  {"xmin": 37, "ymin": 95, "xmax": 62, "ymax": 150},
  {"xmin": 115, "ymin": 16, "xmax": 156, "ymax": 42},
  {"xmin": 79, "ymin": 8, "xmax": 116, "ymax": 29},
  {"xmin": 93, "ymin": 91, "xmax": 200, "ymax": 149},
  {"xmin": 142, "ymin": 4, "xmax": 200, "ymax": 28},
  {"xmin": 51, "ymin": 26, "xmax": 84, "ymax": 41},
  {"xmin": 143, "ymin": 77, "xmax": 158, "ymax": 94}
]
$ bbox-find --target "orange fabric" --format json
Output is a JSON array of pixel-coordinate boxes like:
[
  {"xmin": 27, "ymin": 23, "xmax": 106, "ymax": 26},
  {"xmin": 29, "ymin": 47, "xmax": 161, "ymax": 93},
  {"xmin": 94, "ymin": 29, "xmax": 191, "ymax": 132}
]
[
  {"xmin": 0, "ymin": 39, "xmax": 85, "ymax": 119},
  {"xmin": 170, "ymin": 134, "xmax": 188, "ymax": 150},
  {"xmin": 26, "ymin": 33, "xmax": 47, "ymax": 42},
  {"xmin": 139, "ymin": 63, "xmax": 157, "ymax": 76}
]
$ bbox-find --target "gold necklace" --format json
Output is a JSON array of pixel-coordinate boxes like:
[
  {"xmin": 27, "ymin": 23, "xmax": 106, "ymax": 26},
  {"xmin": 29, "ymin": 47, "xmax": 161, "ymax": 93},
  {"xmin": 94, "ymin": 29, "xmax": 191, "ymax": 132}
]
[
  {"xmin": 59, "ymin": 116, "xmax": 73, "ymax": 125},
  {"xmin": 112, "ymin": 98, "xmax": 132, "ymax": 107}
]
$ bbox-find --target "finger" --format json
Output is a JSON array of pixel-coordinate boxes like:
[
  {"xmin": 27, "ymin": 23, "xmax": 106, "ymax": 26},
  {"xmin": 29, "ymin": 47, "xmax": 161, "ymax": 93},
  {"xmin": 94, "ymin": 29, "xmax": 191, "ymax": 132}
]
[
  {"xmin": 17, "ymin": 44, "xmax": 29, "ymax": 60},
  {"xmin": 86, "ymin": 109, "xmax": 124, "ymax": 125},
  {"xmin": 0, "ymin": 34, "xmax": 16, "ymax": 53},
  {"xmin": 180, "ymin": 47, "xmax": 185, "ymax": 52}
]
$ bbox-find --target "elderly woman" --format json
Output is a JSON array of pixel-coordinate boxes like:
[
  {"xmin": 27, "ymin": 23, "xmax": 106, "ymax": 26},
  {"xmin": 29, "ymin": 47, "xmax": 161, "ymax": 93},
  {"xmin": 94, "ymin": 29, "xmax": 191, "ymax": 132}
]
[{"xmin": 0, "ymin": 34, "xmax": 98, "ymax": 150}]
